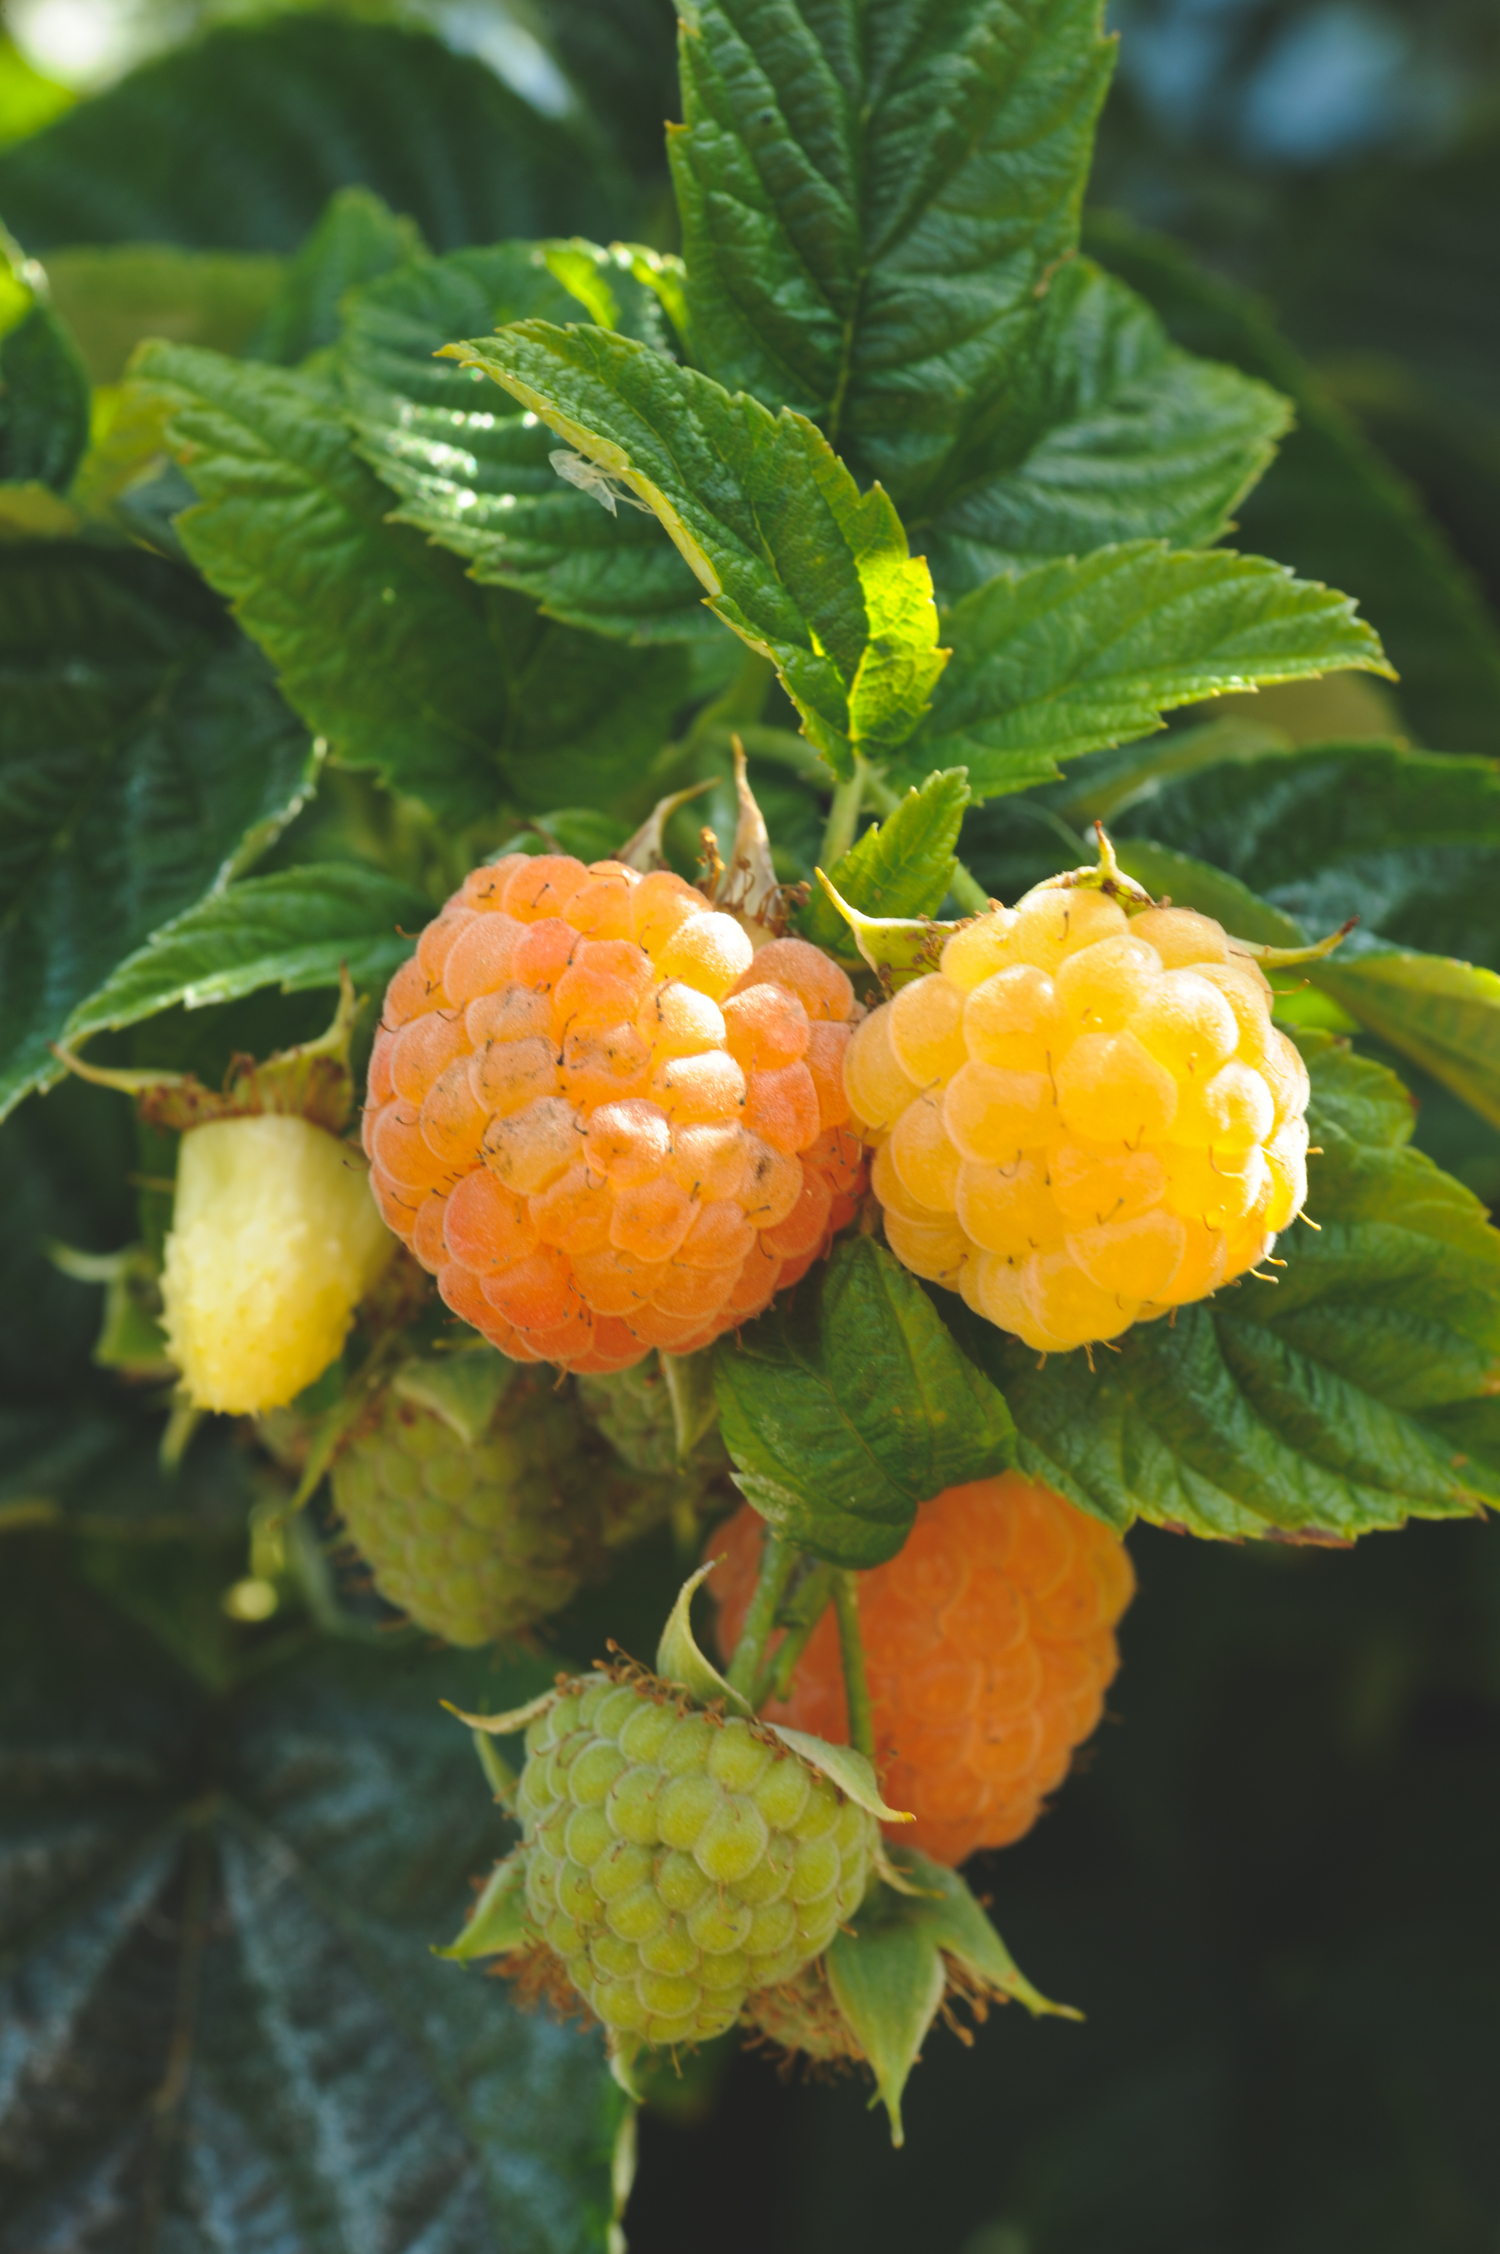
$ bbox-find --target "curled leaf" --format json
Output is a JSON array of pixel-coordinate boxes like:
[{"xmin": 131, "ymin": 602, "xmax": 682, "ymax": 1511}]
[{"xmin": 763, "ymin": 1724, "xmax": 913, "ymax": 1825}]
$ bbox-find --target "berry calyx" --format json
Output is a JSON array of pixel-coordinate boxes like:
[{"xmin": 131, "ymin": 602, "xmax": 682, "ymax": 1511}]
[
  {"xmin": 364, "ymin": 851, "xmax": 866, "ymax": 1372},
  {"xmin": 710, "ymin": 1473, "xmax": 1135, "ymax": 1866},
  {"xmin": 846, "ymin": 882, "xmax": 1312, "ymax": 1351}
]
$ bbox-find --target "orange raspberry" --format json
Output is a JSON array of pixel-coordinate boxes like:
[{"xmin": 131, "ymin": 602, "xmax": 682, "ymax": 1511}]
[
  {"xmin": 364, "ymin": 854, "xmax": 866, "ymax": 1371},
  {"xmin": 709, "ymin": 1473, "xmax": 1135, "ymax": 1866}
]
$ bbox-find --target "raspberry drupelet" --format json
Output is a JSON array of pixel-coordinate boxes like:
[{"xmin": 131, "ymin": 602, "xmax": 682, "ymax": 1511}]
[
  {"xmin": 363, "ymin": 854, "xmax": 866, "ymax": 1371},
  {"xmin": 710, "ymin": 1473, "xmax": 1135, "ymax": 1867}
]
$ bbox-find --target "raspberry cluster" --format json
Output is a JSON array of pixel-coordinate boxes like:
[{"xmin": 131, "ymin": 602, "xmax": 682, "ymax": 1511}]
[
  {"xmin": 711, "ymin": 1473, "xmax": 1135, "ymax": 1867},
  {"xmin": 516, "ymin": 1673, "xmax": 876, "ymax": 2046},
  {"xmin": 363, "ymin": 855, "xmax": 865, "ymax": 1372},
  {"xmin": 846, "ymin": 889, "xmax": 1311, "ymax": 1352}
]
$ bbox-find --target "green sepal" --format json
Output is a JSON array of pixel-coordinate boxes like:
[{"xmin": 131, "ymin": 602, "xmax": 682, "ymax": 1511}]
[
  {"xmin": 445, "ymin": 1685, "xmax": 576, "ymax": 1738},
  {"xmin": 654, "ymin": 1563, "xmax": 753, "ymax": 1715},
  {"xmin": 435, "ymin": 1854, "xmax": 530, "ymax": 1961},
  {"xmin": 813, "ymin": 871, "xmax": 958, "ymax": 989},
  {"xmin": 826, "ymin": 1848, "xmax": 1078, "ymax": 2145},
  {"xmin": 761, "ymin": 1726, "xmax": 912, "ymax": 1828},
  {"xmin": 391, "ymin": 1347, "xmax": 517, "ymax": 1447}
]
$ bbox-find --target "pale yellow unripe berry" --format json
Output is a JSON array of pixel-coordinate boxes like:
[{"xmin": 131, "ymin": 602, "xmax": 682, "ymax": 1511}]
[{"xmin": 161, "ymin": 1114, "xmax": 393, "ymax": 1413}]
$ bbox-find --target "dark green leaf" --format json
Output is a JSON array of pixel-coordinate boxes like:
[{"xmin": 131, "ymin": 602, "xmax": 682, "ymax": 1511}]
[
  {"xmin": 449, "ymin": 320, "xmax": 946, "ymax": 776},
  {"xmin": 1110, "ymin": 741, "xmax": 1500, "ymax": 969},
  {"xmin": 975, "ymin": 1035, "xmax": 1500, "ymax": 1540},
  {"xmin": 1314, "ymin": 949, "xmax": 1500, "ymax": 1135},
  {"xmin": 65, "ymin": 864, "xmax": 430, "ymax": 1044},
  {"xmin": 0, "ymin": 260, "xmax": 90, "ymax": 491},
  {"xmin": 0, "ymin": 16, "xmax": 617, "ymax": 255},
  {"xmin": 43, "ymin": 243, "xmax": 284, "ymax": 384},
  {"xmin": 800, "ymin": 768, "xmax": 970, "ymax": 951},
  {"xmin": 138, "ymin": 342, "xmax": 687, "ymax": 819},
  {"xmin": 1104, "ymin": 742, "xmax": 1500, "ymax": 1122},
  {"xmin": 543, "ymin": 0, "xmax": 681, "ymax": 188},
  {"xmin": 344, "ymin": 240, "xmax": 710, "ymax": 643},
  {"xmin": 713, "ymin": 1235, "xmax": 1015, "ymax": 1566},
  {"xmin": 669, "ymin": 0, "xmax": 1113, "ymax": 517},
  {"xmin": 0, "ymin": 1538, "xmax": 616, "ymax": 2251},
  {"xmin": 250, "ymin": 185, "xmax": 426, "ymax": 367},
  {"xmin": 0, "ymin": 543, "xmax": 314, "ymax": 1119},
  {"xmin": 1086, "ymin": 212, "xmax": 1500, "ymax": 757},
  {"xmin": 910, "ymin": 541, "xmax": 1390, "ymax": 799},
  {"xmin": 921, "ymin": 258, "xmax": 1290, "ymax": 594}
]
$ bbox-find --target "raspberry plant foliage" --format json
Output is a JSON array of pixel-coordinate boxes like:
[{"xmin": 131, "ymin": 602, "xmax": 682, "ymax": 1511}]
[{"xmin": 4, "ymin": 0, "xmax": 1500, "ymax": 2243}]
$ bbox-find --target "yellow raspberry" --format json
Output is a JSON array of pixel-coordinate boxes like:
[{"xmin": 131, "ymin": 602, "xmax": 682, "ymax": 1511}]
[
  {"xmin": 364, "ymin": 855, "xmax": 866, "ymax": 1372},
  {"xmin": 850, "ymin": 887, "xmax": 1310, "ymax": 1352},
  {"xmin": 161, "ymin": 1114, "xmax": 392, "ymax": 1413}
]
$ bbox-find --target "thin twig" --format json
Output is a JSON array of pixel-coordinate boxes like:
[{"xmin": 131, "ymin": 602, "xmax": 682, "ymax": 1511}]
[{"xmin": 833, "ymin": 1571, "xmax": 876, "ymax": 1763}]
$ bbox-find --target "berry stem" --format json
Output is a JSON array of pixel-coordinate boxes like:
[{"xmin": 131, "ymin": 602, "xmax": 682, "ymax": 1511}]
[
  {"xmin": 821, "ymin": 755, "xmax": 871, "ymax": 866},
  {"xmin": 833, "ymin": 1570, "xmax": 877, "ymax": 1764},
  {"xmin": 757, "ymin": 1561, "xmax": 837, "ymax": 1706},
  {"xmin": 725, "ymin": 1530, "xmax": 797, "ymax": 1700}
]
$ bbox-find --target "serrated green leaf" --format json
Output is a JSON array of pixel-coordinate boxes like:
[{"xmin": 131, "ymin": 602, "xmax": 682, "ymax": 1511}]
[
  {"xmin": 446, "ymin": 322, "xmax": 947, "ymax": 777},
  {"xmin": 250, "ymin": 186, "xmax": 426, "ymax": 367},
  {"xmin": 0, "ymin": 259, "xmax": 90, "ymax": 492},
  {"xmin": 44, "ymin": 243, "xmax": 285, "ymax": 383},
  {"xmin": 1087, "ymin": 212, "xmax": 1500, "ymax": 758},
  {"xmin": 921, "ymin": 259, "xmax": 1291, "ymax": 594},
  {"xmin": 907, "ymin": 541, "xmax": 1391, "ymax": 801},
  {"xmin": 343, "ymin": 239, "xmax": 710, "ymax": 643},
  {"xmin": 669, "ymin": 0, "xmax": 1113, "ymax": 519},
  {"xmin": 972, "ymin": 1035, "xmax": 1500, "ymax": 1541},
  {"xmin": 1112, "ymin": 741, "xmax": 1500, "ymax": 970},
  {"xmin": 0, "ymin": 543, "xmax": 315, "ymax": 1120},
  {"xmin": 800, "ymin": 768, "xmax": 970, "ymax": 952},
  {"xmin": 1105, "ymin": 743, "xmax": 1500, "ymax": 1122},
  {"xmin": 64, "ymin": 865, "xmax": 431, "ymax": 1046},
  {"xmin": 1315, "ymin": 949, "xmax": 1500, "ymax": 1133},
  {"xmin": 0, "ymin": 1539, "xmax": 615, "ymax": 2249},
  {"xmin": 137, "ymin": 341, "xmax": 687, "ymax": 819},
  {"xmin": 0, "ymin": 16, "xmax": 618, "ymax": 255},
  {"xmin": 713, "ymin": 1235, "xmax": 1015, "ymax": 1566}
]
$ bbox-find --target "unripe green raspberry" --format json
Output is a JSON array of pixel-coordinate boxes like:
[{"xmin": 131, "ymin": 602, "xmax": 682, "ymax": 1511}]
[
  {"xmin": 575, "ymin": 1356, "xmax": 679, "ymax": 1475},
  {"xmin": 331, "ymin": 1360, "xmax": 591, "ymax": 1646},
  {"xmin": 513, "ymin": 1672, "xmax": 878, "ymax": 2047},
  {"xmin": 743, "ymin": 1957, "xmax": 862, "ymax": 2063}
]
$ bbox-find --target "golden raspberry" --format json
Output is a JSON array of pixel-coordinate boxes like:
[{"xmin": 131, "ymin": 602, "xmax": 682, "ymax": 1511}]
[
  {"xmin": 710, "ymin": 1473, "xmax": 1135, "ymax": 1867},
  {"xmin": 362, "ymin": 855, "xmax": 866, "ymax": 1371},
  {"xmin": 846, "ymin": 887, "xmax": 1310, "ymax": 1351}
]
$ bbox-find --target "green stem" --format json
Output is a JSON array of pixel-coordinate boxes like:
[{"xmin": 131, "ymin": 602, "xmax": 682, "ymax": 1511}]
[
  {"xmin": 834, "ymin": 1570, "xmax": 876, "ymax": 1764},
  {"xmin": 757, "ymin": 1562, "xmax": 837, "ymax": 1706},
  {"xmin": 725, "ymin": 1531, "xmax": 797, "ymax": 1700},
  {"xmin": 949, "ymin": 859, "xmax": 990, "ymax": 915},
  {"xmin": 820, "ymin": 755, "xmax": 870, "ymax": 867}
]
